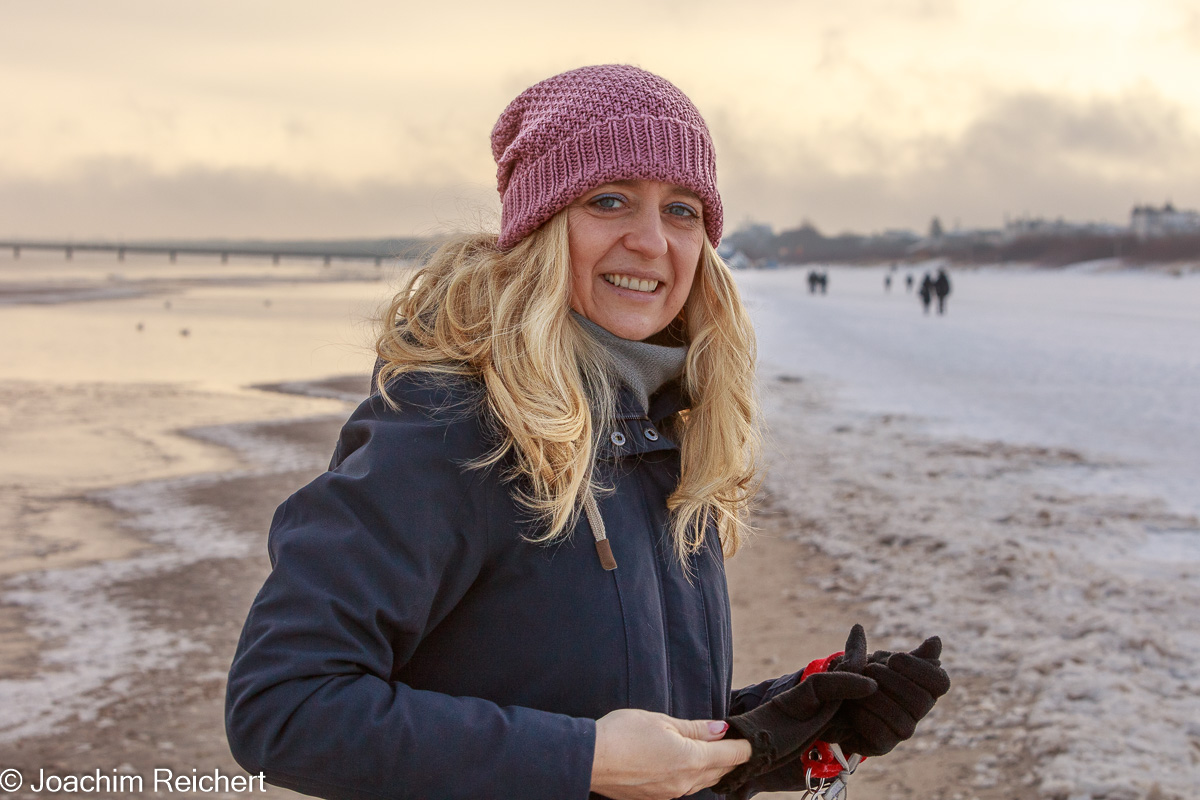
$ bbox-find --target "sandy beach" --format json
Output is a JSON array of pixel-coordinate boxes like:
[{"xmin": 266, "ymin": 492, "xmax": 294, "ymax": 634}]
[{"xmin": 1, "ymin": 253, "xmax": 1195, "ymax": 800}]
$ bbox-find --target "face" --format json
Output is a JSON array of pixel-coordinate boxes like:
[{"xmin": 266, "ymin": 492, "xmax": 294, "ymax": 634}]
[{"xmin": 567, "ymin": 179, "xmax": 705, "ymax": 341}]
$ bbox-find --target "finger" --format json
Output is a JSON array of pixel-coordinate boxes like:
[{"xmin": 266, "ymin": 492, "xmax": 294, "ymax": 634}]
[
  {"xmin": 845, "ymin": 706, "xmax": 908, "ymax": 756},
  {"xmin": 703, "ymin": 736, "xmax": 754, "ymax": 769},
  {"xmin": 809, "ymin": 671, "xmax": 877, "ymax": 702},
  {"xmin": 853, "ymin": 690, "xmax": 920, "ymax": 740},
  {"xmin": 864, "ymin": 663, "xmax": 936, "ymax": 718},
  {"xmin": 675, "ymin": 718, "xmax": 734, "ymax": 741},
  {"xmin": 909, "ymin": 635, "xmax": 942, "ymax": 661},
  {"xmin": 769, "ymin": 678, "xmax": 822, "ymax": 719},
  {"xmin": 837, "ymin": 720, "xmax": 902, "ymax": 758},
  {"xmin": 888, "ymin": 652, "xmax": 952, "ymax": 697},
  {"xmin": 841, "ymin": 623, "xmax": 867, "ymax": 672},
  {"xmin": 701, "ymin": 754, "xmax": 753, "ymax": 797}
]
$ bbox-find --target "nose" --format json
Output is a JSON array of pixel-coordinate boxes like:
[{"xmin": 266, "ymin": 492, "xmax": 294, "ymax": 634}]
[{"xmin": 621, "ymin": 205, "xmax": 669, "ymax": 259}]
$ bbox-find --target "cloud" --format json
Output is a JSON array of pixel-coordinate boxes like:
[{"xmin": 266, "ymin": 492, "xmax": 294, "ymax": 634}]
[
  {"xmin": 4, "ymin": 86, "xmax": 1198, "ymax": 240},
  {"xmin": 715, "ymin": 87, "xmax": 1200, "ymax": 233},
  {"xmin": 947, "ymin": 88, "xmax": 1191, "ymax": 177},
  {"xmin": 1177, "ymin": 6, "xmax": 1200, "ymax": 49},
  {"xmin": 0, "ymin": 159, "xmax": 499, "ymax": 239}
]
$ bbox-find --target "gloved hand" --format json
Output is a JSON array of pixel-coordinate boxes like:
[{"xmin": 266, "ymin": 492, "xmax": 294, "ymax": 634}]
[
  {"xmin": 712, "ymin": 626, "xmax": 876, "ymax": 797},
  {"xmin": 822, "ymin": 634, "xmax": 950, "ymax": 757}
]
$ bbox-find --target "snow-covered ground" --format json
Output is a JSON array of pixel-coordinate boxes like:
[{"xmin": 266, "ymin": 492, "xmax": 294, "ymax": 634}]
[
  {"xmin": 739, "ymin": 264, "xmax": 1200, "ymax": 521},
  {"xmin": 739, "ymin": 264, "xmax": 1200, "ymax": 800}
]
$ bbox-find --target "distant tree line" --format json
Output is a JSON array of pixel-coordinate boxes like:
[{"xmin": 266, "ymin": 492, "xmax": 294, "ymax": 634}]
[
  {"xmin": 920, "ymin": 232, "xmax": 1200, "ymax": 266},
  {"xmin": 723, "ymin": 221, "xmax": 1200, "ymax": 266},
  {"xmin": 722, "ymin": 222, "xmax": 919, "ymax": 264}
]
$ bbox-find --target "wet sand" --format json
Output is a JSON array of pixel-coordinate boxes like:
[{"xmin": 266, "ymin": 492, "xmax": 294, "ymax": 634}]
[{"xmin": 2, "ymin": 256, "xmax": 1191, "ymax": 800}]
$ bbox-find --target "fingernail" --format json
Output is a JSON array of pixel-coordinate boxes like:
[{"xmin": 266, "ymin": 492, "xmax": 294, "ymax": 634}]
[{"xmin": 708, "ymin": 721, "xmax": 729, "ymax": 735}]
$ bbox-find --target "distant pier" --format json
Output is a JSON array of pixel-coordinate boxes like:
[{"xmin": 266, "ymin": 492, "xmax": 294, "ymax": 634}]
[{"xmin": 0, "ymin": 239, "xmax": 428, "ymax": 267}]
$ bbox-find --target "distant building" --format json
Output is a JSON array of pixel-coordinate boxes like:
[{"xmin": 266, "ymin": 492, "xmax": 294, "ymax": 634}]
[
  {"xmin": 1131, "ymin": 203, "xmax": 1200, "ymax": 239},
  {"xmin": 877, "ymin": 228, "xmax": 921, "ymax": 243},
  {"xmin": 1002, "ymin": 216, "xmax": 1123, "ymax": 242},
  {"xmin": 907, "ymin": 226, "xmax": 1003, "ymax": 254}
]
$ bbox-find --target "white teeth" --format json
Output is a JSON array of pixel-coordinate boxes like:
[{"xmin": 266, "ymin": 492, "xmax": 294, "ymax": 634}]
[{"xmin": 604, "ymin": 274, "xmax": 659, "ymax": 293}]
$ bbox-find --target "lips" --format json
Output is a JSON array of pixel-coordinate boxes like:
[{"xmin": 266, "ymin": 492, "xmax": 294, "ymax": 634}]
[{"xmin": 603, "ymin": 273, "xmax": 660, "ymax": 293}]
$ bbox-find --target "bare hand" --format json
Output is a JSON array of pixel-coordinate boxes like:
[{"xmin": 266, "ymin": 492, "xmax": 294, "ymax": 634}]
[{"xmin": 590, "ymin": 708, "xmax": 752, "ymax": 800}]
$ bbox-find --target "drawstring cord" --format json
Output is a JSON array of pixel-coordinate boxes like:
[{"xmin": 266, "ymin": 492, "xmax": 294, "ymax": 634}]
[{"xmin": 584, "ymin": 493, "xmax": 618, "ymax": 571}]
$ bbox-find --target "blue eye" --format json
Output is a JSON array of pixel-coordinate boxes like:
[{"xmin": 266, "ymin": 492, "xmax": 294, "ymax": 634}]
[
  {"xmin": 592, "ymin": 194, "xmax": 626, "ymax": 210},
  {"xmin": 666, "ymin": 203, "xmax": 699, "ymax": 218}
]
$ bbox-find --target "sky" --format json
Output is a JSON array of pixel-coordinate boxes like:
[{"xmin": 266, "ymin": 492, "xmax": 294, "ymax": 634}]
[{"xmin": 3, "ymin": 0, "xmax": 1200, "ymax": 239}]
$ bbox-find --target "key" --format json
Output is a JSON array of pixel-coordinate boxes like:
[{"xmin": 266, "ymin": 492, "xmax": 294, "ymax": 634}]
[{"xmin": 818, "ymin": 744, "xmax": 862, "ymax": 800}]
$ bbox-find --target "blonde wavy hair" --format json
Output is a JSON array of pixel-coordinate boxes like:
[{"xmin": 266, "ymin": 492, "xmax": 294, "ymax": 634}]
[{"xmin": 375, "ymin": 210, "xmax": 761, "ymax": 563}]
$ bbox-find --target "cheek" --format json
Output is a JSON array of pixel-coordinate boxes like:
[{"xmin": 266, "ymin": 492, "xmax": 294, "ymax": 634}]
[
  {"xmin": 566, "ymin": 211, "xmax": 610, "ymax": 269},
  {"xmin": 567, "ymin": 263, "xmax": 591, "ymax": 310},
  {"xmin": 566, "ymin": 224, "xmax": 591, "ymax": 305},
  {"xmin": 677, "ymin": 266, "xmax": 699, "ymax": 309},
  {"xmin": 675, "ymin": 242, "xmax": 704, "ymax": 297}
]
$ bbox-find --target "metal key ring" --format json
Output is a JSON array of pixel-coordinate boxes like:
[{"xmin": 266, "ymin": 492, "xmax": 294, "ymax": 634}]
[{"xmin": 805, "ymin": 766, "xmax": 829, "ymax": 794}]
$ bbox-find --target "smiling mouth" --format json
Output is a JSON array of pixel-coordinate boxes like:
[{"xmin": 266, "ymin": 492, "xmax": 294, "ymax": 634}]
[{"xmin": 603, "ymin": 273, "xmax": 659, "ymax": 293}]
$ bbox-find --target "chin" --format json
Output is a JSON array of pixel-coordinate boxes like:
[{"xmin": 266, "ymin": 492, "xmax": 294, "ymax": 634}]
[
  {"xmin": 605, "ymin": 319, "xmax": 660, "ymax": 341},
  {"xmin": 582, "ymin": 301, "xmax": 674, "ymax": 341}
]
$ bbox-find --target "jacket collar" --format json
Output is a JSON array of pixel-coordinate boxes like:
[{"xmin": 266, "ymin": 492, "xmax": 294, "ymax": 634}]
[
  {"xmin": 598, "ymin": 379, "xmax": 689, "ymax": 461},
  {"xmin": 614, "ymin": 378, "xmax": 688, "ymax": 421}
]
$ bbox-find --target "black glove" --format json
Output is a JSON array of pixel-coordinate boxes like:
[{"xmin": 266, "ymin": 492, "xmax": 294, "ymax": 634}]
[
  {"xmin": 823, "ymin": 635, "xmax": 950, "ymax": 757},
  {"xmin": 869, "ymin": 648, "xmax": 895, "ymax": 664},
  {"xmin": 713, "ymin": 626, "xmax": 876, "ymax": 797}
]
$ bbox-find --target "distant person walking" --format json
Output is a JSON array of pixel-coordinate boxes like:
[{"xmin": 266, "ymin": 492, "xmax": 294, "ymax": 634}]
[
  {"xmin": 905, "ymin": 273, "xmax": 914, "ymax": 292},
  {"xmin": 934, "ymin": 268, "xmax": 951, "ymax": 315},
  {"xmin": 919, "ymin": 272, "xmax": 933, "ymax": 314},
  {"xmin": 884, "ymin": 273, "xmax": 892, "ymax": 292},
  {"xmin": 807, "ymin": 270, "xmax": 828, "ymax": 295}
]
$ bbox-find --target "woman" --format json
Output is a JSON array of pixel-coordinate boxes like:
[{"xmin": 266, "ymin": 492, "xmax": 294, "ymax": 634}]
[{"xmin": 226, "ymin": 64, "xmax": 946, "ymax": 800}]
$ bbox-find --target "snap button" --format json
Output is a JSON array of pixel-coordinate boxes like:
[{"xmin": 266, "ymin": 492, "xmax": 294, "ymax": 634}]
[
  {"xmin": 644, "ymin": 427, "xmax": 659, "ymax": 441},
  {"xmin": 610, "ymin": 431, "xmax": 626, "ymax": 446}
]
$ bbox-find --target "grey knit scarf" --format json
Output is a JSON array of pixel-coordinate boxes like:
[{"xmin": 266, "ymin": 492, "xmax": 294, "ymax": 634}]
[
  {"xmin": 571, "ymin": 311, "xmax": 688, "ymax": 571},
  {"xmin": 571, "ymin": 311, "xmax": 688, "ymax": 416}
]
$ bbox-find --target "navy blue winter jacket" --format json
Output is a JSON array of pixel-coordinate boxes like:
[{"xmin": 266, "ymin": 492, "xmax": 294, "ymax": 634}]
[{"xmin": 226, "ymin": 372, "xmax": 795, "ymax": 799}]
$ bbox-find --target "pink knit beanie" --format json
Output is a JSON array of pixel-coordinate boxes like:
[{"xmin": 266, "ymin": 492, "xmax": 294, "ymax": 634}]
[{"xmin": 491, "ymin": 64, "xmax": 722, "ymax": 251}]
